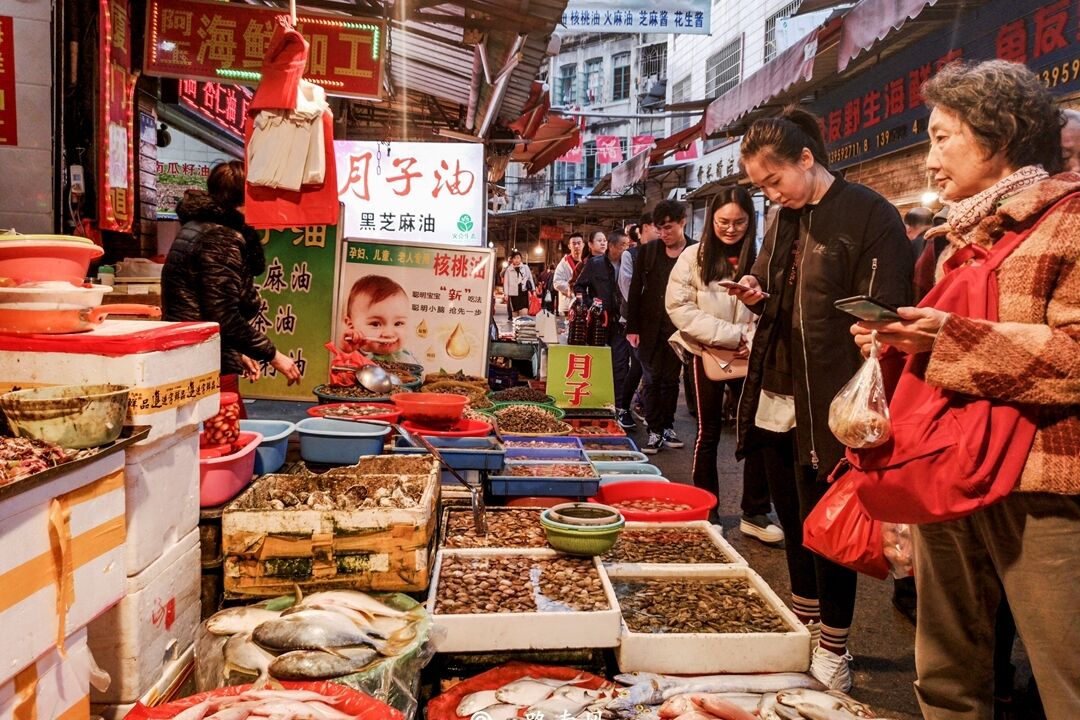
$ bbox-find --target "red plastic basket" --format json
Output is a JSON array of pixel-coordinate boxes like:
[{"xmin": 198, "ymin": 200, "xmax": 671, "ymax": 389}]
[
  {"xmin": 124, "ymin": 682, "xmax": 403, "ymax": 720},
  {"xmin": 591, "ymin": 481, "xmax": 717, "ymax": 521}
]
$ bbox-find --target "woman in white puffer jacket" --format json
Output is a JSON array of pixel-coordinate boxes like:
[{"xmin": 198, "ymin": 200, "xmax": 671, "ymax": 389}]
[{"xmin": 666, "ymin": 186, "xmax": 782, "ymax": 544}]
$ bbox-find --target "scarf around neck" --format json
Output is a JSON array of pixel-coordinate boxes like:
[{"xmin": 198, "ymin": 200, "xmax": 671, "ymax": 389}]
[{"xmin": 943, "ymin": 165, "xmax": 1048, "ymax": 239}]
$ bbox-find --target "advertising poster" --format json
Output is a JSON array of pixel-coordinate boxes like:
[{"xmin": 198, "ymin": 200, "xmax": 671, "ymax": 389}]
[
  {"xmin": 99, "ymin": 0, "xmax": 137, "ymax": 232},
  {"xmin": 245, "ymin": 225, "xmax": 338, "ymax": 400},
  {"xmin": 335, "ymin": 140, "xmax": 485, "ymax": 246},
  {"xmin": 561, "ymin": 1, "xmax": 710, "ymax": 35},
  {"xmin": 335, "ymin": 239, "xmax": 494, "ymax": 376},
  {"xmin": 546, "ymin": 345, "xmax": 615, "ymax": 409}
]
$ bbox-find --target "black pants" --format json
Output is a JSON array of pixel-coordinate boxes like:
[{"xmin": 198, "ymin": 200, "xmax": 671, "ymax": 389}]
[
  {"xmin": 755, "ymin": 426, "xmax": 857, "ymax": 629},
  {"xmin": 608, "ymin": 327, "xmax": 631, "ymax": 411},
  {"xmin": 640, "ymin": 343, "xmax": 682, "ymax": 433},
  {"xmin": 621, "ymin": 343, "xmax": 642, "ymax": 411}
]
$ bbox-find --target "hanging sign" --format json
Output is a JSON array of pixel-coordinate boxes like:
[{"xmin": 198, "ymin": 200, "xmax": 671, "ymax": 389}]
[
  {"xmin": 546, "ymin": 345, "xmax": 615, "ymax": 409},
  {"xmin": 99, "ymin": 0, "xmax": 136, "ymax": 233},
  {"xmin": 0, "ymin": 16, "xmax": 16, "ymax": 146},
  {"xmin": 675, "ymin": 140, "xmax": 699, "ymax": 161},
  {"xmin": 144, "ymin": 0, "xmax": 385, "ymax": 100},
  {"xmin": 335, "ymin": 239, "xmax": 495, "ymax": 376},
  {"xmin": 246, "ymin": 225, "xmax": 338, "ymax": 400},
  {"xmin": 176, "ymin": 79, "xmax": 250, "ymax": 140},
  {"xmin": 561, "ymin": 1, "xmax": 710, "ymax": 35},
  {"xmin": 560, "ymin": 140, "xmax": 583, "ymax": 163},
  {"xmin": 630, "ymin": 135, "xmax": 654, "ymax": 157},
  {"xmin": 335, "ymin": 141, "xmax": 485, "ymax": 246},
  {"xmin": 596, "ymin": 136, "xmax": 624, "ymax": 165}
]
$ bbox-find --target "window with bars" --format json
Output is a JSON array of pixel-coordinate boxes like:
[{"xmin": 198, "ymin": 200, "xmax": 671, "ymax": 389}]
[
  {"xmin": 558, "ymin": 64, "xmax": 577, "ymax": 107},
  {"xmin": 706, "ymin": 36, "xmax": 742, "ymax": 99},
  {"xmin": 671, "ymin": 76, "xmax": 692, "ymax": 133},
  {"xmin": 638, "ymin": 43, "xmax": 667, "ymax": 88},
  {"xmin": 612, "ymin": 52, "xmax": 631, "ymax": 102},
  {"xmin": 764, "ymin": 0, "xmax": 803, "ymax": 63},
  {"xmin": 583, "ymin": 58, "xmax": 604, "ymax": 105}
]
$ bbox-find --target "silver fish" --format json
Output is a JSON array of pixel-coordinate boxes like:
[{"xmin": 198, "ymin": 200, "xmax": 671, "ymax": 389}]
[
  {"xmin": 472, "ymin": 704, "xmax": 522, "ymax": 720},
  {"xmin": 607, "ymin": 679, "xmax": 666, "ymax": 712},
  {"xmin": 268, "ymin": 646, "xmax": 379, "ymax": 680},
  {"xmin": 496, "ymin": 677, "xmax": 563, "ymax": 706},
  {"xmin": 456, "ymin": 690, "xmax": 501, "ymax": 717},
  {"xmin": 205, "ymin": 606, "xmax": 282, "ymax": 636},
  {"xmin": 776, "ymin": 690, "xmax": 873, "ymax": 717},
  {"xmin": 222, "ymin": 632, "xmax": 275, "ymax": 682},
  {"xmin": 660, "ymin": 674, "xmax": 824, "ymax": 699},
  {"xmin": 792, "ymin": 703, "xmax": 884, "ymax": 720},
  {"xmin": 252, "ymin": 609, "xmax": 387, "ymax": 653},
  {"xmin": 297, "ymin": 590, "xmax": 406, "ymax": 618},
  {"xmin": 527, "ymin": 686, "xmax": 605, "ymax": 719}
]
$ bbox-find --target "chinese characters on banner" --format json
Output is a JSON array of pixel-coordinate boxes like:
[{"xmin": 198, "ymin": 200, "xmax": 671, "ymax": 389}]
[
  {"xmin": 144, "ymin": 0, "xmax": 385, "ymax": 100},
  {"xmin": 247, "ymin": 225, "xmax": 337, "ymax": 400},
  {"xmin": 155, "ymin": 159, "xmax": 211, "ymax": 220},
  {"xmin": 546, "ymin": 345, "xmax": 615, "ymax": 409},
  {"xmin": 561, "ymin": 1, "xmax": 711, "ymax": 35},
  {"xmin": 559, "ymin": 141, "xmax": 584, "ymax": 163},
  {"xmin": 595, "ymin": 136, "xmax": 624, "ymax": 165},
  {"xmin": 336, "ymin": 240, "xmax": 495, "ymax": 376},
  {"xmin": 630, "ymin": 135, "xmax": 655, "ymax": 157},
  {"xmin": 0, "ymin": 16, "xmax": 16, "ymax": 146},
  {"xmin": 810, "ymin": 0, "xmax": 1080, "ymax": 169},
  {"xmin": 335, "ymin": 141, "xmax": 485, "ymax": 246},
  {"xmin": 99, "ymin": 0, "xmax": 136, "ymax": 233},
  {"xmin": 177, "ymin": 80, "xmax": 251, "ymax": 140}
]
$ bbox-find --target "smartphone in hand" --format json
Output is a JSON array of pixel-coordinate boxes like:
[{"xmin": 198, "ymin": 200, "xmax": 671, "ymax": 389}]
[
  {"xmin": 719, "ymin": 279, "xmax": 770, "ymax": 299},
  {"xmin": 834, "ymin": 295, "xmax": 901, "ymax": 322}
]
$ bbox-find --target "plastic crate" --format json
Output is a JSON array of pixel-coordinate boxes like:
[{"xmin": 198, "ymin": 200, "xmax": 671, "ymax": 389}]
[
  {"xmin": 489, "ymin": 461, "xmax": 599, "ymax": 497},
  {"xmin": 505, "ymin": 447, "xmax": 588, "ymax": 463},
  {"xmin": 579, "ymin": 435, "xmax": 640, "ymax": 452},
  {"xmin": 567, "ymin": 418, "xmax": 626, "ymax": 437},
  {"xmin": 391, "ymin": 436, "xmax": 505, "ymax": 471}
]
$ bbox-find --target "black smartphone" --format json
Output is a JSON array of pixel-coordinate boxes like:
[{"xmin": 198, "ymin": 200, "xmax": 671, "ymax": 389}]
[{"xmin": 834, "ymin": 295, "xmax": 901, "ymax": 322}]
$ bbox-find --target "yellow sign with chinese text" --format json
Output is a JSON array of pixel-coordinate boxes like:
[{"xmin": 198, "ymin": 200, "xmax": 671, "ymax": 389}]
[{"xmin": 547, "ymin": 345, "xmax": 615, "ymax": 409}]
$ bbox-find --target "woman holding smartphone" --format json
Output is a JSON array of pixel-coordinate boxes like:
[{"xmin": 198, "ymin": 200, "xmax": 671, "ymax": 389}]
[
  {"xmin": 726, "ymin": 107, "xmax": 913, "ymax": 691},
  {"xmin": 665, "ymin": 186, "xmax": 782, "ymax": 546}
]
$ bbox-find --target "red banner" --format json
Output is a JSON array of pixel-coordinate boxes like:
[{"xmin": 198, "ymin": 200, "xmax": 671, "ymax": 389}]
[
  {"xmin": 145, "ymin": 0, "xmax": 385, "ymax": 100},
  {"xmin": 99, "ymin": 0, "xmax": 136, "ymax": 233},
  {"xmin": 0, "ymin": 16, "xmax": 15, "ymax": 146},
  {"xmin": 177, "ymin": 79, "xmax": 251, "ymax": 140},
  {"xmin": 675, "ymin": 141, "xmax": 699, "ymax": 161},
  {"xmin": 596, "ymin": 135, "xmax": 624, "ymax": 165},
  {"xmin": 630, "ymin": 134, "xmax": 654, "ymax": 157},
  {"xmin": 559, "ymin": 141, "xmax": 583, "ymax": 163}
]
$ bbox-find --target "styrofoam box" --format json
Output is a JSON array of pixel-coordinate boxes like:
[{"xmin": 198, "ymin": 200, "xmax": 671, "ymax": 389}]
[
  {"xmin": 0, "ymin": 320, "xmax": 221, "ymax": 444},
  {"xmin": 427, "ymin": 548, "xmax": 621, "ymax": 652},
  {"xmin": 609, "ymin": 565, "xmax": 811, "ymax": 674},
  {"xmin": 601, "ymin": 521, "xmax": 748, "ymax": 570},
  {"xmin": 88, "ymin": 528, "xmax": 201, "ymax": 704},
  {"xmin": 124, "ymin": 425, "xmax": 200, "ymax": 576},
  {"xmin": 0, "ymin": 628, "xmax": 92, "ymax": 720},
  {"xmin": 91, "ymin": 642, "xmax": 194, "ymax": 720},
  {"xmin": 0, "ymin": 452, "xmax": 126, "ymax": 686}
]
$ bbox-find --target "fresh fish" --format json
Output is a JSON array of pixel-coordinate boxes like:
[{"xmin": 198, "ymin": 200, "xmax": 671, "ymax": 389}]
[
  {"xmin": 671, "ymin": 712, "xmax": 714, "ymax": 720},
  {"xmin": 527, "ymin": 686, "xmax": 605, "ymax": 718},
  {"xmin": 533, "ymin": 674, "xmax": 587, "ymax": 687},
  {"xmin": 791, "ymin": 704, "xmax": 882, "ymax": 720},
  {"xmin": 269, "ymin": 646, "xmax": 379, "ymax": 680},
  {"xmin": 297, "ymin": 590, "xmax": 406, "ymax": 618},
  {"xmin": 222, "ymin": 632, "xmax": 275, "ymax": 682},
  {"xmin": 776, "ymin": 690, "xmax": 873, "ymax": 717},
  {"xmin": 607, "ymin": 679, "xmax": 667, "ymax": 711},
  {"xmin": 252, "ymin": 609, "xmax": 388, "ymax": 653},
  {"xmin": 659, "ymin": 695, "xmax": 700, "ymax": 718},
  {"xmin": 471, "ymin": 703, "xmax": 522, "ymax": 720},
  {"xmin": 496, "ymin": 677, "xmax": 562, "ymax": 706},
  {"xmin": 173, "ymin": 700, "xmax": 212, "ymax": 720},
  {"xmin": 205, "ymin": 606, "xmax": 283, "ymax": 636},
  {"xmin": 457, "ymin": 690, "xmax": 501, "ymax": 717},
  {"xmin": 660, "ymin": 674, "xmax": 824, "ymax": 699},
  {"xmin": 204, "ymin": 707, "xmax": 254, "ymax": 720},
  {"xmin": 692, "ymin": 695, "xmax": 758, "ymax": 720},
  {"xmin": 239, "ymin": 689, "xmax": 343, "ymax": 703}
]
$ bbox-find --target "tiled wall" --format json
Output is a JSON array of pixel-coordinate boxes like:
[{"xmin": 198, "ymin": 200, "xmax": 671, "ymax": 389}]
[{"xmin": 0, "ymin": 0, "xmax": 53, "ymax": 233}]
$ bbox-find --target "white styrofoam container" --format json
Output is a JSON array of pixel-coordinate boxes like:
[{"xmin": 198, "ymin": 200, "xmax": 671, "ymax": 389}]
[
  {"xmin": 0, "ymin": 628, "xmax": 92, "ymax": 720},
  {"xmin": 91, "ymin": 642, "xmax": 195, "ymax": 720},
  {"xmin": 0, "ymin": 452, "xmax": 126, "ymax": 686},
  {"xmin": 427, "ymin": 548, "xmax": 621, "ymax": 652},
  {"xmin": 601, "ymin": 521, "xmax": 748, "ymax": 569},
  {"xmin": 0, "ymin": 320, "xmax": 221, "ymax": 444},
  {"xmin": 88, "ymin": 528, "xmax": 201, "ymax": 704},
  {"xmin": 123, "ymin": 425, "xmax": 200, "ymax": 576},
  {"xmin": 609, "ymin": 565, "xmax": 811, "ymax": 674}
]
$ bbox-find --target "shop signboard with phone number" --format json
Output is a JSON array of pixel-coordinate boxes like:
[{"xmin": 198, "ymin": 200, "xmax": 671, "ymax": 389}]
[{"xmin": 809, "ymin": 0, "xmax": 1080, "ymax": 170}]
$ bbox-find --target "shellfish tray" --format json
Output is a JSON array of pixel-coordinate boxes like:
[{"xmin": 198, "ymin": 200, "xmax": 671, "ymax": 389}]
[
  {"xmin": 426, "ymin": 549, "xmax": 622, "ymax": 652},
  {"xmin": 601, "ymin": 521, "xmax": 747, "ymax": 568}
]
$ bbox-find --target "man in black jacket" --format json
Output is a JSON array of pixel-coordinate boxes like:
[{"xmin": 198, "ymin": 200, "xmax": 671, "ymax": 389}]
[
  {"xmin": 626, "ymin": 200, "xmax": 694, "ymax": 453},
  {"xmin": 575, "ymin": 230, "xmax": 631, "ymax": 424}
]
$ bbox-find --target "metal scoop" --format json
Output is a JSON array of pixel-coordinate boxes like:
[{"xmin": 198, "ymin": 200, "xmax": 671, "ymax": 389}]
[{"xmin": 330, "ymin": 363, "xmax": 395, "ymax": 394}]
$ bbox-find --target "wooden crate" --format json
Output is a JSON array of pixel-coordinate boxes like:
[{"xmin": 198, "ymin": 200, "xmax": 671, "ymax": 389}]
[{"xmin": 221, "ymin": 456, "xmax": 440, "ymax": 598}]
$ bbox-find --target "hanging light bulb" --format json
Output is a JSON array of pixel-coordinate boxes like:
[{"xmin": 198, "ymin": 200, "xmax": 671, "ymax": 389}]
[
  {"xmin": 920, "ymin": 190, "xmax": 940, "ymax": 207},
  {"xmin": 534, "ymin": 245, "xmax": 544, "ymax": 256}
]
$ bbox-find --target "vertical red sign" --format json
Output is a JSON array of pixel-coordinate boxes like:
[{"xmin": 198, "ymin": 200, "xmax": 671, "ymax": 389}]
[
  {"xmin": 99, "ymin": 0, "xmax": 136, "ymax": 233},
  {"xmin": 0, "ymin": 16, "xmax": 16, "ymax": 146}
]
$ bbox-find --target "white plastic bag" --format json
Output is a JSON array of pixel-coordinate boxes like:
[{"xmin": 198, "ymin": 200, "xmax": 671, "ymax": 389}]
[
  {"xmin": 535, "ymin": 310, "xmax": 559, "ymax": 344},
  {"xmin": 828, "ymin": 335, "xmax": 891, "ymax": 448},
  {"xmin": 882, "ymin": 522, "xmax": 914, "ymax": 578}
]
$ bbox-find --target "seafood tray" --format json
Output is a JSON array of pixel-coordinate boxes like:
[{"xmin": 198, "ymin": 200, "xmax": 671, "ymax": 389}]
[
  {"xmin": 592, "ymin": 461, "xmax": 662, "ymax": 477},
  {"xmin": 439, "ymin": 506, "xmax": 548, "ymax": 549},
  {"xmin": 585, "ymin": 450, "xmax": 649, "ymax": 463},
  {"xmin": 391, "ymin": 436, "xmax": 506, "ymax": 471},
  {"xmin": 566, "ymin": 418, "xmax": 626, "ymax": 437},
  {"xmin": 220, "ymin": 455, "xmax": 440, "ymax": 597},
  {"xmin": 579, "ymin": 436, "xmax": 640, "ymax": 452},
  {"xmin": 504, "ymin": 446, "xmax": 589, "ymax": 463},
  {"xmin": 607, "ymin": 565, "xmax": 810, "ymax": 674},
  {"xmin": 489, "ymin": 461, "xmax": 600, "ymax": 498},
  {"xmin": 427, "ymin": 549, "xmax": 621, "ymax": 652},
  {"xmin": 501, "ymin": 436, "xmax": 584, "ymax": 451},
  {"xmin": 601, "ymin": 521, "xmax": 746, "ymax": 568}
]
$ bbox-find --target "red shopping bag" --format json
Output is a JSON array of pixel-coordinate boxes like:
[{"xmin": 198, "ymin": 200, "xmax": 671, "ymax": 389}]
[
  {"xmin": 803, "ymin": 473, "xmax": 890, "ymax": 580},
  {"xmin": 528, "ymin": 292, "xmax": 542, "ymax": 315}
]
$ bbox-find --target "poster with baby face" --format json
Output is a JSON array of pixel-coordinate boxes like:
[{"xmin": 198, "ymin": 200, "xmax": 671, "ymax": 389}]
[{"xmin": 335, "ymin": 239, "xmax": 495, "ymax": 376}]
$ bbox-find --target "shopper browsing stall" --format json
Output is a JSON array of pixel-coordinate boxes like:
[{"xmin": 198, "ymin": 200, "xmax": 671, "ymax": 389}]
[
  {"xmin": 503, "ymin": 251, "xmax": 536, "ymax": 318},
  {"xmin": 553, "ymin": 233, "xmax": 585, "ymax": 314}
]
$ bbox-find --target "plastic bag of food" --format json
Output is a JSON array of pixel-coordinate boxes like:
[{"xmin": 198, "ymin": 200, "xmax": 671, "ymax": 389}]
[
  {"xmin": 882, "ymin": 522, "xmax": 914, "ymax": 578},
  {"xmin": 828, "ymin": 336, "xmax": 891, "ymax": 448}
]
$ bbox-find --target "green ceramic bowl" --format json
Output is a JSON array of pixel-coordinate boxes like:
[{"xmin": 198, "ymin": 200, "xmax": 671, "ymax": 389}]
[{"xmin": 541, "ymin": 521, "xmax": 624, "ymax": 556}]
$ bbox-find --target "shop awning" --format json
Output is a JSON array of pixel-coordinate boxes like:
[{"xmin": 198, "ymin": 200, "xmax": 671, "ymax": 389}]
[
  {"xmin": 510, "ymin": 115, "xmax": 580, "ymax": 176},
  {"xmin": 507, "ymin": 83, "xmax": 551, "ymax": 141},
  {"xmin": 839, "ymin": 0, "xmax": 938, "ymax": 71},
  {"xmin": 649, "ymin": 120, "xmax": 704, "ymax": 164}
]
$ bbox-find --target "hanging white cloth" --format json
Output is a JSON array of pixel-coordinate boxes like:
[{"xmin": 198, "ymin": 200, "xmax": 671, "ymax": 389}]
[{"xmin": 247, "ymin": 80, "xmax": 329, "ymax": 191}]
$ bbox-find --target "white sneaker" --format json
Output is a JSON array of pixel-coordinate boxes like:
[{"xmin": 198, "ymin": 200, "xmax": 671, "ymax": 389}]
[
  {"xmin": 809, "ymin": 646, "xmax": 853, "ymax": 692},
  {"xmin": 739, "ymin": 514, "xmax": 785, "ymax": 545},
  {"xmin": 805, "ymin": 621, "xmax": 821, "ymax": 650}
]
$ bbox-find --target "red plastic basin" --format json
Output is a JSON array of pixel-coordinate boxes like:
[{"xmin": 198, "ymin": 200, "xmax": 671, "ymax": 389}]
[
  {"xmin": 199, "ymin": 431, "xmax": 261, "ymax": 508},
  {"xmin": 0, "ymin": 237, "xmax": 104, "ymax": 284},
  {"xmin": 391, "ymin": 392, "xmax": 467, "ymax": 427},
  {"xmin": 400, "ymin": 418, "xmax": 491, "ymax": 437},
  {"xmin": 590, "ymin": 481, "xmax": 717, "ymax": 522}
]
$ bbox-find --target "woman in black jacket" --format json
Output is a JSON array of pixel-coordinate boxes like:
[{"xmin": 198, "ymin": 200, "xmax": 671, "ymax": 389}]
[
  {"xmin": 727, "ymin": 108, "xmax": 913, "ymax": 692},
  {"xmin": 163, "ymin": 161, "xmax": 301, "ymax": 399}
]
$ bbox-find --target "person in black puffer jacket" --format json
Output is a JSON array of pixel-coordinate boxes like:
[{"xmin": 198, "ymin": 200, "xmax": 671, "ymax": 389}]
[{"xmin": 162, "ymin": 161, "xmax": 301, "ymax": 394}]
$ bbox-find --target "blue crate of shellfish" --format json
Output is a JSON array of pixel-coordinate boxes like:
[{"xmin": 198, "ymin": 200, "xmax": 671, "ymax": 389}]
[
  {"xmin": 504, "ymin": 446, "xmax": 589, "ymax": 464},
  {"xmin": 489, "ymin": 460, "xmax": 600, "ymax": 497},
  {"xmin": 578, "ymin": 435, "xmax": 640, "ymax": 453},
  {"xmin": 391, "ymin": 436, "xmax": 505, "ymax": 471}
]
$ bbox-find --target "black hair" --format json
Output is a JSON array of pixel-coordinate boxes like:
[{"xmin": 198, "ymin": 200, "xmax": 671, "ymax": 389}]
[
  {"xmin": 510, "ymin": 250, "xmax": 522, "ymax": 259},
  {"xmin": 903, "ymin": 207, "xmax": 934, "ymax": 227},
  {"xmin": 741, "ymin": 106, "xmax": 829, "ymax": 168},
  {"xmin": 652, "ymin": 199, "xmax": 687, "ymax": 225},
  {"xmin": 639, "ymin": 211, "xmax": 654, "ymax": 225},
  {"xmin": 208, "ymin": 160, "xmax": 246, "ymax": 209},
  {"xmin": 698, "ymin": 185, "xmax": 758, "ymax": 285}
]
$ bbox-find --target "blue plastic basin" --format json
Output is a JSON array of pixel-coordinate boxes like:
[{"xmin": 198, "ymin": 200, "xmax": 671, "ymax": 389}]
[
  {"xmin": 239, "ymin": 419, "xmax": 296, "ymax": 475},
  {"xmin": 295, "ymin": 417, "xmax": 389, "ymax": 465}
]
